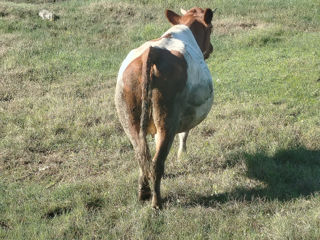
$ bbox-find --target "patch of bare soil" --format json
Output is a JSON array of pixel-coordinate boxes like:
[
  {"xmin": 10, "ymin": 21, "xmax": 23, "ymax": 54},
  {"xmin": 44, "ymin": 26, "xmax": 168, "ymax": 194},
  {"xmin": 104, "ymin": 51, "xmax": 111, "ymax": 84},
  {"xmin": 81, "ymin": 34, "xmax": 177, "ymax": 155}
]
[
  {"xmin": 214, "ymin": 18, "xmax": 267, "ymax": 35},
  {"xmin": 0, "ymin": 220, "xmax": 11, "ymax": 230}
]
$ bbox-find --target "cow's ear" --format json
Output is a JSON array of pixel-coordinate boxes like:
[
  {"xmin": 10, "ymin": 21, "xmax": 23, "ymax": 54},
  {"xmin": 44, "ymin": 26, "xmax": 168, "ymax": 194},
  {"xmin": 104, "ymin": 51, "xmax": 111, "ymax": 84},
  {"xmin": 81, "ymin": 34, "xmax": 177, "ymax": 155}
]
[
  {"xmin": 166, "ymin": 9, "xmax": 181, "ymax": 25},
  {"xmin": 204, "ymin": 8, "xmax": 215, "ymax": 24}
]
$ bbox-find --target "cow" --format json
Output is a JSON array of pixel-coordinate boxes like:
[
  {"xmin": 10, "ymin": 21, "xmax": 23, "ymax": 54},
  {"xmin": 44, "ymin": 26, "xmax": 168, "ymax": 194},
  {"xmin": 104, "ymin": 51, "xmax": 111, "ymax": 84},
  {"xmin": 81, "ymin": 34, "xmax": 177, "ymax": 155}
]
[{"xmin": 115, "ymin": 7, "xmax": 216, "ymax": 209}]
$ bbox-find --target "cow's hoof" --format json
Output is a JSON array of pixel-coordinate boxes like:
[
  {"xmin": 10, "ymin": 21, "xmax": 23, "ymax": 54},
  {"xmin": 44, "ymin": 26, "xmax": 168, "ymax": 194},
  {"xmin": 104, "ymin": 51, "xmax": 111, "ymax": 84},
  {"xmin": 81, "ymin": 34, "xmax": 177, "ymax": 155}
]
[
  {"xmin": 152, "ymin": 204, "xmax": 162, "ymax": 210},
  {"xmin": 151, "ymin": 198, "xmax": 162, "ymax": 210},
  {"xmin": 138, "ymin": 189, "xmax": 152, "ymax": 201}
]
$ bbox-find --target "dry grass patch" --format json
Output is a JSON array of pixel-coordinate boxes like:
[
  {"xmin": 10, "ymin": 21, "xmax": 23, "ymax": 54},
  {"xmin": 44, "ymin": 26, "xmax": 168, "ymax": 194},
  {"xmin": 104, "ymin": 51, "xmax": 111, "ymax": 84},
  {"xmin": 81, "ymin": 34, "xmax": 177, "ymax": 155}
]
[
  {"xmin": 214, "ymin": 17, "xmax": 269, "ymax": 35},
  {"xmin": 85, "ymin": 1, "xmax": 136, "ymax": 19},
  {"xmin": 0, "ymin": 33, "xmax": 20, "ymax": 57},
  {"xmin": 0, "ymin": 1, "xmax": 38, "ymax": 20}
]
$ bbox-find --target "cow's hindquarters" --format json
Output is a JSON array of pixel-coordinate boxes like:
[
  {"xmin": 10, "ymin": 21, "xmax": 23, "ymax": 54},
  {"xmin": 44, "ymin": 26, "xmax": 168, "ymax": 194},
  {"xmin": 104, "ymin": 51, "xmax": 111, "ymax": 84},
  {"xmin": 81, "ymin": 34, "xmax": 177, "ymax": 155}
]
[
  {"xmin": 115, "ymin": 46, "xmax": 188, "ymax": 208},
  {"xmin": 115, "ymin": 48, "xmax": 156, "ymax": 201}
]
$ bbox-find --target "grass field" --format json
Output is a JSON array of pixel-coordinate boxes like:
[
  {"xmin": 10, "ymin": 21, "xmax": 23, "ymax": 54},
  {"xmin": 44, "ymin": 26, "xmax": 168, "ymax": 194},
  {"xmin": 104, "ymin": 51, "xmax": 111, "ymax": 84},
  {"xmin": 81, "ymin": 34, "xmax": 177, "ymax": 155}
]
[{"xmin": 1, "ymin": 0, "xmax": 320, "ymax": 239}]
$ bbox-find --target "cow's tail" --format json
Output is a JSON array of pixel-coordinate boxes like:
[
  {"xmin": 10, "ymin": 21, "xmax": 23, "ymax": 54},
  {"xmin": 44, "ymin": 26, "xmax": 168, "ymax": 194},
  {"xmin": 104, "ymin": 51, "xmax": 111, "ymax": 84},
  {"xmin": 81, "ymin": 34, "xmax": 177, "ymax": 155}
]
[{"xmin": 139, "ymin": 46, "xmax": 155, "ymax": 176}]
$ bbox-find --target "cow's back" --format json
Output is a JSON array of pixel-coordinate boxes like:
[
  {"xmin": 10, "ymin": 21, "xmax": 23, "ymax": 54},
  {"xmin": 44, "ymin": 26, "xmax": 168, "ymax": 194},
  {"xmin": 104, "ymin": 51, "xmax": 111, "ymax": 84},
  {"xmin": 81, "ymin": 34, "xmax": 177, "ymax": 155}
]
[{"xmin": 116, "ymin": 24, "xmax": 214, "ymax": 134}]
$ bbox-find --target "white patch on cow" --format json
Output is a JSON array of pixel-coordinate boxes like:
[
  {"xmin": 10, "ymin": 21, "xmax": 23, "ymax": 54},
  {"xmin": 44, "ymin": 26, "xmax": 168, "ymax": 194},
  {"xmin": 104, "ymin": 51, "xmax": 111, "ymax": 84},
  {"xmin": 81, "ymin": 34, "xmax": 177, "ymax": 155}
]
[
  {"xmin": 117, "ymin": 24, "xmax": 213, "ymax": 133},
  {"xmin": 180, "ymin": 8, "xmax": 187, "ymax": 15}
]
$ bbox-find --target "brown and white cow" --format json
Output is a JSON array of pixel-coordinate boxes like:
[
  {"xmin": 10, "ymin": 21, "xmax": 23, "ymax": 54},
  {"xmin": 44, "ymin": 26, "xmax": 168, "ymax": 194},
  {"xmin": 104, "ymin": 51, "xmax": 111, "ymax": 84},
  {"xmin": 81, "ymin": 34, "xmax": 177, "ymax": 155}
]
[{"xmin": 115, "ymin": 7, "xmax": 216, "ymax": 209}]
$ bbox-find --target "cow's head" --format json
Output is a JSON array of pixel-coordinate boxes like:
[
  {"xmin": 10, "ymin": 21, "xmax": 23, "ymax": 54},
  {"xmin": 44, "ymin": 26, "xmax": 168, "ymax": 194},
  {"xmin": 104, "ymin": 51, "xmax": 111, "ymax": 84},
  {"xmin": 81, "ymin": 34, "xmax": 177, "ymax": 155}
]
[{"xmin": 166, "ymin": 7, "xmax": 216, "ymax": 59}]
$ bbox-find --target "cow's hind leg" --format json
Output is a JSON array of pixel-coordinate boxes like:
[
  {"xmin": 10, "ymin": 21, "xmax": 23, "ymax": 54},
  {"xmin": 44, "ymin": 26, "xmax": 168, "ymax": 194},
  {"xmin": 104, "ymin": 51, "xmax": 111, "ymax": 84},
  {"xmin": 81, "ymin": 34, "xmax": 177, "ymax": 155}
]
[
  {"xmin": 151, "ymin": 130, "xmax": 175, "ymax": 209},
  {"xmin": 122, "ymin": 125, "xmax": 152, "ymax": 201},
  {"xmin": 115, "ymin": 99, "xmax": 151, "ymax": 201},
  {"xmin": 177, "ymin": 131, "xmax": 189, "ymax": 159},
  {"xmin": 136, "ymin": 145, "xmax": 152, "ymax": 201}
]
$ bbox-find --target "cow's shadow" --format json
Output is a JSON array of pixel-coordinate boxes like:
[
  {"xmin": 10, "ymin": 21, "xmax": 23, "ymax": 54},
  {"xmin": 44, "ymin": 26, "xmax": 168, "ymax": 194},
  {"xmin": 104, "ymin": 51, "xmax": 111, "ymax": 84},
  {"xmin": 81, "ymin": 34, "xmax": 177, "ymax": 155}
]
[{"xmin": 166, "ymin": 146, "xmax": 320, "ymax": 207}]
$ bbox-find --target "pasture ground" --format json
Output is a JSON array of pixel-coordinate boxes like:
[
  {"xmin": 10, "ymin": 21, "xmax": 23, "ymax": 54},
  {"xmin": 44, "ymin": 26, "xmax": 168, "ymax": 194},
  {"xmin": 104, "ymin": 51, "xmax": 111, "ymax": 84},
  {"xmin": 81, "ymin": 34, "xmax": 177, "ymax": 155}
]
[{"xmin": 1, "ymin": 0, "xmax": 320, "ymax": 239}]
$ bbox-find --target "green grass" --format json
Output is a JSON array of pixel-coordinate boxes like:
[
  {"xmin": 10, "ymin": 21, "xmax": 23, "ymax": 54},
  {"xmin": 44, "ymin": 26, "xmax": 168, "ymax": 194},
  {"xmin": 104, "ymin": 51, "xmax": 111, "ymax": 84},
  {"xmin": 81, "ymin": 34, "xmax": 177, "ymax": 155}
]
[{"xmin": 1, "ymin": 0, "xmax": 320, "ymax": 239}]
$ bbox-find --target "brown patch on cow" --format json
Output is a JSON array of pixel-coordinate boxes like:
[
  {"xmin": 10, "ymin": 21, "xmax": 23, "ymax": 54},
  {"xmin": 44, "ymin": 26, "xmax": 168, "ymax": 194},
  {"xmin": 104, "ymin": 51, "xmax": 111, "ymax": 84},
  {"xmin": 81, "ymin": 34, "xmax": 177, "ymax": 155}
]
[
  {"xmin": 121, "ymin": 47, "xmax": 187, "ymax": 137},
  {"xmin": 150, "ymin": 49, "xmax": 187, "ymax": 94},
  {"xmin": 122, "ymin": 57, "xmax": 143, "ymax": 137}
]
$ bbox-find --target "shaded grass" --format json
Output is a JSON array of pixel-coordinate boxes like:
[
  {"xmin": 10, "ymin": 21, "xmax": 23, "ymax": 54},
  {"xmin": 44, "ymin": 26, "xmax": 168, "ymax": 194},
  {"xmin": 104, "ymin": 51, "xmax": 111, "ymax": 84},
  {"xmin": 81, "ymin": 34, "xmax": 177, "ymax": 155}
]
[{"xmin": 182, "ymin": 147, "xmax": 320, "ymax": 207}]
